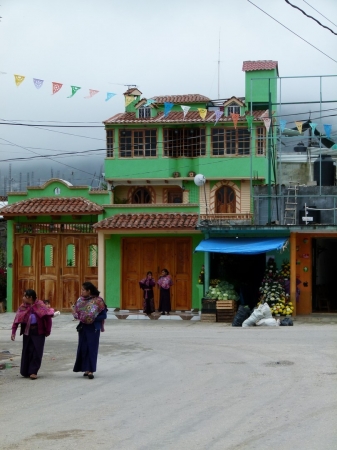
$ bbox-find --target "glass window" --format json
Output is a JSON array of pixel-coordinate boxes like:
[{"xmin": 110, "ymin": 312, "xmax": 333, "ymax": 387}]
[
  {"xmin": 132, "ymin": 188, "xmax": 151, "ymax": 204},
  {"xmin": 216, "ymin": 186, "xmax": 236, "ymax": 213},
  {"xmin": 106, "ymin": 130, "xmax": 114, "ymax": 157},
  {"xmin": 22, "ymin": 244, "xmax": 32, "ymax": 267},
  {"xmin": 88, "ymin": 245, "xmax": 98, "ymax": 267},
  {"xmin": 227, "ymin": 105, "xmax": 240, "ymax": 115},
  {"xmin": 256, "ymin": 127, "xmax": 266, "ymax": 155},
  {"xmin": 120, "ymin": 129, "xmax": 157, "ymax": 157},
  {"xmin": 212, "ymin": 128, "xmax": 250, "ymax": 156},
  {"xmin": 168, "ymin": 190, "xmax": 183, "ymax": 203},
  {"xmin": 139, "ymin": 107, "xmax": 151, "ymax": 119},
  {"xmin": 163, "ymin": 128, "xmax": 206, "ymax": 157},
  {"xmin": 66, "ymin": 244, "xmax": 76, "ymax": 267},
  {"xmin": 44, "ymin": 245, "xmax": 53, "ymax": 267}
]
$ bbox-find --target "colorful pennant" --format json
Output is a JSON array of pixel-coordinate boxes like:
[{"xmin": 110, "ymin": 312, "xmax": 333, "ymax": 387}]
[
  {"xmin": 84, "ymin": 89, "xmax": 99, "ymax": 99},
  {"xmin": 33, "ymin": 78, "xmax": 44, "ymax": 89},
  {"xmin": 263, "ymin": 118, "xmax": 271, "ymax": 133},
  {"xmin": 245, "ymin": 114, "xmax": 253, "ymax": 128},
  {"xmin": 125, "ymin": 95, "xmax": 134, "ymax": 107},
  {"xmin": 214, "ymin": 109, "xmax": 223, "ymax": 126},
  {"xmin": 331, "ymin": 144, "xmax": 337, "ymax": 150},
  {"xmin": 181, "ymin": 105, "xmax": 190, "ymax": 119},
  {"xmin": 231, "ymin": 113, "xmax": 240, "ymax": 129},
  {"xmin": 14, "ymin": 74, "xmax": 25, "ymax": 87},
  {"xmin": 164, "ymin": 102, "xmax": 174, "ymax": 117},
  {"xmin": 279, "ymin": 119, "xmax": 287, "ymax": 132},
  {"xmin": 144, "ymin": 98, "xmax": 155, "ymax": 107},
  {"xmin": 198, "ymin": 108, "xmax": 207, "ymax": 120},
  {"xmin": 52, "ymin": 82, "xmax": 63, "ymax": 95},
  {"xmin": 309, "ymin": 122, "xmax": 317, "ymax": 133},
  {"xmin": 105, "ymin": 92, "xmax": 116, "ymax": 102},
  {"xmin": 67, "ymin": 86, "xmax": 81, "ymax": 98},
  {"xmin": 295, "ymin": 121, "xmax": 303, "ymax": 134},
  {"xmin": 324, "ymin": 124, "xmax": 332, "ymax": 139}
]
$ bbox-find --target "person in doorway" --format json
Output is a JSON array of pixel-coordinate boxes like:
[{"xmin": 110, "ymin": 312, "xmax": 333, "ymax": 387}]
[
  {"xmin": 11, "ymin": 289, "xmax": 53, "ymax": 380},
  {"xmin": 139, "ymin": 271, "xmax": 156, "ymax": 315},
  {"xmin": 157, "ymin": 269, "xmax": 173, "ymax": 315},
  {"xmin": 72, "ymin": 282, "xmax": 107, "ymax": 379}
]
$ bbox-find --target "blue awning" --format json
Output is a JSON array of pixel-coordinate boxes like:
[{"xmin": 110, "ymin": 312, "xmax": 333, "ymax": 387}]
[{"xmin": 195, "ymin": 237, "xmax": 288, "ymax": 255}]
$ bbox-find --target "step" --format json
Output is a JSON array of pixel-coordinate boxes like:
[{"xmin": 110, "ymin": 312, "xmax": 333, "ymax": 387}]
[{"xmin": 107, "ymin": 309, "xmax": 200, "ymax": 321}]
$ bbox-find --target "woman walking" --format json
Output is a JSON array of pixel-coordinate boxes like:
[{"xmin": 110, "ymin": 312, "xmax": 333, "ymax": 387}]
[
  {"xmin": 139, "ymin": 271, "xmax": 156, "ymax": 315},
  {"xmin": 11, "ymin": 289, "xmax": 53, "ymax": 380},
  {"xmin": 157, "ymin": 269, "xmax": 173, "ymax": 315},
  {"xmin": 73, "ymin": 282, "xmax": 107, "ymax": 379}
]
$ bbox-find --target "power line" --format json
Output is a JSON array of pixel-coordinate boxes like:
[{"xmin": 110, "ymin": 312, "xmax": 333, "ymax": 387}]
[
  {"xmin": 285, "ymin": 0, "xmax": 337, "ymax": 35},
  {"xmin": 303, "ymin": 0, "xmax": 337, "ymax": 28},
  {"xmin": 247, "ymin": 0, "xmax": 337, "ymax": 63}
]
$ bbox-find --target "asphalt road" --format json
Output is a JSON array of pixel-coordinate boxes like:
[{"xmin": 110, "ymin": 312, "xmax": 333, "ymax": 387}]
[{"xmin": 1, "ymin": 313, "xmax": 337, "ymax": 450}]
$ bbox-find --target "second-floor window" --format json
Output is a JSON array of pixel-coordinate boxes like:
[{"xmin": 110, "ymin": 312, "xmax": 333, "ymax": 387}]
[
  {"xmin": 163, "ymin": 128, "xmax": 206, "ymax": 157},
  {"xmin": 106, "ymin": 130, "xmax": 114, "ymax": 157},
  {"xmin": 256, "ymin": 127, "xmax": 266, "ymax": 155},
  {"xmin": 132, "ymin": 188, "xmax": 152, "ymax": 204},
  {"xmin": 119, "ymin": 129, "xmax": 157, "ymax": 157},
  {"xmin": 227, "ymin": 105, "xmax": 240, "ymax": 115},
  {"xmin": 138, "ymin": 107, "xmax": 151, "ymax": 119},
  {"xmin": 212, "ymin": 128, "xmax": 250, "ymax": 156}
]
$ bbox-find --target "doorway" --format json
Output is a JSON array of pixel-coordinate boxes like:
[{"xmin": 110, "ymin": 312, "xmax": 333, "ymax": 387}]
[
  {"xmin": 122, "ymin": 237, "xmax": 192, "ymax": 311},
  {"xmin": 312, "ymin": 238, "xmax": 337, "ymax": 312}
]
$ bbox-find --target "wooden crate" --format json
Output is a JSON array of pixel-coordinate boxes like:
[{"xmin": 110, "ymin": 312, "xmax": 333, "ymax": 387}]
[
  {"xmin": 216, "ymin": 300, "xmax": 236, "ymax": 310},
  {"xmin": 216, "ymin": 310, "xmax": 235, "ymax": 323}
]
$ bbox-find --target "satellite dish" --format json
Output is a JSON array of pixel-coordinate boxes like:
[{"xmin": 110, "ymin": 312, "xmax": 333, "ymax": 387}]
[{"xmin": 194, "ymin": 174, "xmax": 206, "ymax": 187}]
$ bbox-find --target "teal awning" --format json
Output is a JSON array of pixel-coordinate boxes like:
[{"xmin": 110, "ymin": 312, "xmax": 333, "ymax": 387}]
[{"xmin": 195, "ymin": 237, "xmax": 288, "ymax": 255}]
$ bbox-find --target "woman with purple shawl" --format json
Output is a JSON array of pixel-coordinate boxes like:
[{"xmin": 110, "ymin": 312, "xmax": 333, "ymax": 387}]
[
  {"xmin": 11, "ymin": 289, "xmax": 53, "ymax": 380},
  {"xmin": 73, "ymin": 281, "xmax": 107, "ymax": 379},
  {"xmin": 139, "ymin": 271, "xmax": 156, "ymax": 315},
  {"xmin": 157, "ymin": 269, "xmax": 173, "ymax": 315}
]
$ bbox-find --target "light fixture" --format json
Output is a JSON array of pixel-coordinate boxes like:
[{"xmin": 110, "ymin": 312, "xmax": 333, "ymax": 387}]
[
  {"xmin": 182, "ymin": 184, "xmax": 186, "ymax": 191},
  {"xmin": 15, "ymin": 223, "xmax": 20, "ymax": 232},
  {"xmin": 236, "ymin": 234, "xmax": 239, "ymax": 239},
  {"xmin": 110, "ymin": 183, "xmax": 115, "ymax": 191}
]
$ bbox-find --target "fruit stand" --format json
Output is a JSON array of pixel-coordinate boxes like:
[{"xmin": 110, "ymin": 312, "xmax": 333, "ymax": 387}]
[{"xmin": 203, "ymin": 280, "xmax": 239, "ymax": 323}]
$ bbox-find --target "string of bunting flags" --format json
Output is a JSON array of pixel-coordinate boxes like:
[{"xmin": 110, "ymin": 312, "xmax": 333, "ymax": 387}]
[{"xmin": 13, "ymin": 74, "xmax": 116, "ymax": 101}]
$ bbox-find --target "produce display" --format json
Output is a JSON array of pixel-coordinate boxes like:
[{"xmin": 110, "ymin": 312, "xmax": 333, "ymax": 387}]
[{"xmin": 205, "ymin": 280, "xmax": 239, "ymax": 301}]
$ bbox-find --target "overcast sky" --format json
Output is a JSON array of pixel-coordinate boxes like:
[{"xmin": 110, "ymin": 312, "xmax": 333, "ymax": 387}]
[{"xmin": 0, "ymin": 0, "xmax": 336, "ymax": 191}]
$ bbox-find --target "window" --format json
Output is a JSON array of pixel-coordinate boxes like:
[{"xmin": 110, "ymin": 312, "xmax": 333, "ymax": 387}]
[
  {"xmin": 138, "ymin": 107, "xmax": 151, "ymax": 119},
  {"xmin": 22, "ymin": 244, "xmax": 32, "ymax": 267},
  {"xmin": 66, "ymin": 244, "xmax": 76, "ymax": 267},
  {"xmin": 44, "ymin": 245, "xmax": 54, "ymax": 267},
  {"xmin": 132, "ymin": 188, "xmax": 152, "ymax": 204},
  {"xmin": 227, "ymin": 105, "xmax": 240, "ymax": 115},
  {"xmin": 212, "ymin": 128, "xmax": 250, "ymax": 156},
  {"xmin": 88, "ymin": 244, "xmax": 98, "ymax": 267},
  {"xmin": 215, "ymin": 186, "xmax": 235, "ymax": 213},
  {"xmin": 119, "ymin": 129, "xmax": 157, "ymax": 157},
  {"xmin": 164, "ymin": 128, "xmax": 206, "ymax": 157},
  {"xmin": 256, "ymin": 127, "xmax": 266, "ymax": 155},
  {"xmin": 167, "ymin": 189, "xmax": 183, "ymax": 203},
  {"xmin": 106, "ymin": 130, "xmax": 114, "ymax": 157}
]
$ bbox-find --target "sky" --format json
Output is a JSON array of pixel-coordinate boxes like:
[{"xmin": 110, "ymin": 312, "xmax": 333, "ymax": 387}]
[{"xmin": 0, "ymin": 0, "xmax": 336, "ymax": 193}]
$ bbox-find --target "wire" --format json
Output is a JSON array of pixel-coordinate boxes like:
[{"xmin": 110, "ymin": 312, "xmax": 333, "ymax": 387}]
[
  {"xmin": 285, "ymin": 0, "xmax": 337, "ymax": 35},
  {"xmin": 247, "ymin": 0, "xmax": 337, "ymax": 63},
  {"xmin": 303, "ymin": 0, "xmax": 337, "ymax": 28}
]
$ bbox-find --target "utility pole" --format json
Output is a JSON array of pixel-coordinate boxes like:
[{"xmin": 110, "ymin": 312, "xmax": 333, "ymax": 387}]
[{"xmin": 217, "ymin": 31, "xmax": 221, "ymax": 99}]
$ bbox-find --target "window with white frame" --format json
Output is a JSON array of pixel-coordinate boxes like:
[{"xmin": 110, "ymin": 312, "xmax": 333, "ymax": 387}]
[
  {"xmin": 227, "ymin": 105, "xmax": 241, "ymax": 115},
  {"xmin": 256, "ymin": 127, "xmax": 266, "ymax": 155},
  {"xmin": 138, "ymin": 107, "xmax": 151, "ymax": 119}
]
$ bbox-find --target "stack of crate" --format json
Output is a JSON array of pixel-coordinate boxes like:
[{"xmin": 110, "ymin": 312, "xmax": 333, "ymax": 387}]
[{"xmin": 216, "ymin": 300, "xmax": 237, "ymax": 323}]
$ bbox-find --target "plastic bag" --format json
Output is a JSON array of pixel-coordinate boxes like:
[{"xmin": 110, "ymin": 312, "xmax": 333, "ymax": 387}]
[
  {"xmin": 259, "ymin": 302, "xmax": 272, "ymax": 319},
  {"xmin": 256, "ymin": 318, "xmax": 279, "ymax": 326},
  {"xmin": 280, "ymin": 317, "xmax": 293, "ymax": 326},
  {"xmin": 232, "ymin": 305, "xmax": 251, "ymax": 327},
  {"xmin": 242, "ymin": 308, "xmax": 264, "ymax": 327}
]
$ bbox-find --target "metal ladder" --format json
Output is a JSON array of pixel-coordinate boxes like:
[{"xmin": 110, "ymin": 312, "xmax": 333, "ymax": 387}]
[{"xmin": 284, "ymin": 182, "xmax": 298, "ymax": 225}]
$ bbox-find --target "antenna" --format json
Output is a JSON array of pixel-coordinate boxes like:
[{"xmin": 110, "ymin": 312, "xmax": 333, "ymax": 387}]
[
  {"xmin": 218, "ymin": 31, "xmax": 221, "ymax": 99},
  {"xmin": 124, "ymin": 84, "xmax": 138, "ymax": 90}
]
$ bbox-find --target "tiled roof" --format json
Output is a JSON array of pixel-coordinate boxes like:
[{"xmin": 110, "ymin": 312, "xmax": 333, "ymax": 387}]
[
  {"xmin": 94, "ymin": 213, "xmax": 199, "ymax": 230},
  {"xmin": 104, "ymin": 110, "xmax": 267, "ymax": 124},
  {"xmin": 152, "ymin": 94, "xmax": 210, "ymax": 104},
  {"xmin": 0, "ymin": 197, "xmax": 104, "ymax": 217},
  {"xmin": 242, "ymin": 60, "xmax": 278, "ymax": 72}
]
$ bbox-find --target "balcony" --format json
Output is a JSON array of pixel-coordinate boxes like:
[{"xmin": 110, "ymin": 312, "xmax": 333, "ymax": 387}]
[{"xmin": 199, "ymin": 213, "xmax": 253, "ymax": 227}]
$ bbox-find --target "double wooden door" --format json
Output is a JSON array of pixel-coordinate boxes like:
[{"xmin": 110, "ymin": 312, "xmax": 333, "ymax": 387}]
[
  {"xmin": 122, "ymin": 237, "xmax": 192, "ymax": 311},
  {"xmin": 14, "ymin": 234, "xmax": 98, "ymax": 311}
]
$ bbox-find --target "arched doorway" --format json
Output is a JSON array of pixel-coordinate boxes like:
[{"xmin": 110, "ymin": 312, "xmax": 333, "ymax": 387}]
[{"xmin": 215, "ymin": 186, "xmax": 235, "ymax": 213}]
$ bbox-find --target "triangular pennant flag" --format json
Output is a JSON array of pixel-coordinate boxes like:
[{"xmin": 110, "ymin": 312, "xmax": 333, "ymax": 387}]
[
  {"xmin": 125, "ymin": 95, "xmax": 134, "ymax": 107},
  {"xmin": 214, "ymin": 109, "xmax": 223, "ymax": 126},
  {"xmin": 105, "ymin": 92, "xmax": 116, "ymax": 102},
  {"xmin": 181, "ymin": 105, "xmax": 190, "ymax": 119},
  {"xmin": 279, "ymin": 119, "xmax": 287, "ymax": 132},
  {"xmin": 164, "ymin": 102, "xmax": 174, "ymax": 117},
  {"xmin": 309, "ymin": 122, "xmax": 317, "ymax": 133},
  {"xmin": 295, "ymin": 121, "xmax": 303, "ymax": 134},
  {"xmin": 52, "ymin": 82, "xmax": 63, "ymax": 95},
  {"xmin": 84, "ymin": 89, "xmax": 99, "ymax": 99},
  {"xmin": 263, "ymin": 117, "xmax": 271, "ymax": 133},
  {"xmin": 33, "ymin": 78, "xmax": 44, "ymax": 89},
  {"xmin": 67, "ymin": 86, "xmax": 81, "ymax": 98},
  {"xmin": 231, "ymin": 113, "xmax": 240, "ymax": 129},
  {"xmin": 198, "ymin": 108, "xmax": 207, "ymax": 120},
  {"xmin": 331, "ymin": 144, "xmax": 337, "ymax": 150},
  {"xmin": 324, "ymin": 124, "xmax": 332, "ymax": 139},
  {"xmin": 245, "ymin": 114, "xmax": 253, "ymax": 128},
  {"xmin": 144, "ymin": 98, "xmax": 155, "ymax": 107},
  {"xmin": 14, "ymin": 74, "xmax": 25, "ymax": 87}
]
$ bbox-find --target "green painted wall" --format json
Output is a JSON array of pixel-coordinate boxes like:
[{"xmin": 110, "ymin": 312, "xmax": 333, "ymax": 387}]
[{"xmin": 245, "ymin": 68, "xmax": 278, "ymax": 109}]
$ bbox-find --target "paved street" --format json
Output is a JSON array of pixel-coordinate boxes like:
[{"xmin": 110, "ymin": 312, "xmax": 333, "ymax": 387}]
[{"xmin": 1, "ymin": 313, "xmax": 337, "ymax": 450}]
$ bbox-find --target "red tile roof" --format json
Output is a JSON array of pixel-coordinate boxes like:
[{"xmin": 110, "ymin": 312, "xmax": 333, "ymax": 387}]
[
  {"xmin": 0, "ymin": 197, "xmax": 104, "ymax": 217},
  {"xmin": 94, "ymin": 213, "xmax": 198, "ymax": 230},
  {"xmin": 242, "ymin": 60, "xmax": 278, "ymax": 72},
  {"xmin": 152, "ymin": 94, "xmax": 210, "ymax": 104},
  {"xmin": 104, "ymin": 110, "xmax": 267, "ymax": 124}
]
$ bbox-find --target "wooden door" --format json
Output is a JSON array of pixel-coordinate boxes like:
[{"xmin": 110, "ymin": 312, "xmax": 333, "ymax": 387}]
[
  {"xmin": 15, "ymin": 236, "xmax": 37, "ymax": 311},
  {"xmin": 122, "ymin": 237, "xmax": 192, "ymax": 311},
  {"xmin": 60, "ymin": 236, "xmax": 81, "ymax": 309},
  {"xmin": 39, "ymin": 235, "xmax": 60, "ymax": 307}
]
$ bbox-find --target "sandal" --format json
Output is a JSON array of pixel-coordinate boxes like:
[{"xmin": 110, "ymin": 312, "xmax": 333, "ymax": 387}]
[
  {"xmin": 30, "ymin": 374, "xmax": 37, "ymax": 380},
  {"xmin": 83, "ymin": 372, "xmax": 89, "ymax": 377},
  {"xmin": 88, "ymin": 373, "xmax": 94, "ymax": 379}
]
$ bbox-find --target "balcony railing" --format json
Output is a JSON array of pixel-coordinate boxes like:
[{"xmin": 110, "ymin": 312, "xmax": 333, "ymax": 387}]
[{"xmin": 199, "ymin": 213, "xmax": 253, "ymax": 226}]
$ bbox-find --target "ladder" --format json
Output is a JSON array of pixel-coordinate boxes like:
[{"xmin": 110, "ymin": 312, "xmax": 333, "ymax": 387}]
[{"xmin": 284, "ymin": 182, "xmax": 298, "ymax": 225}]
